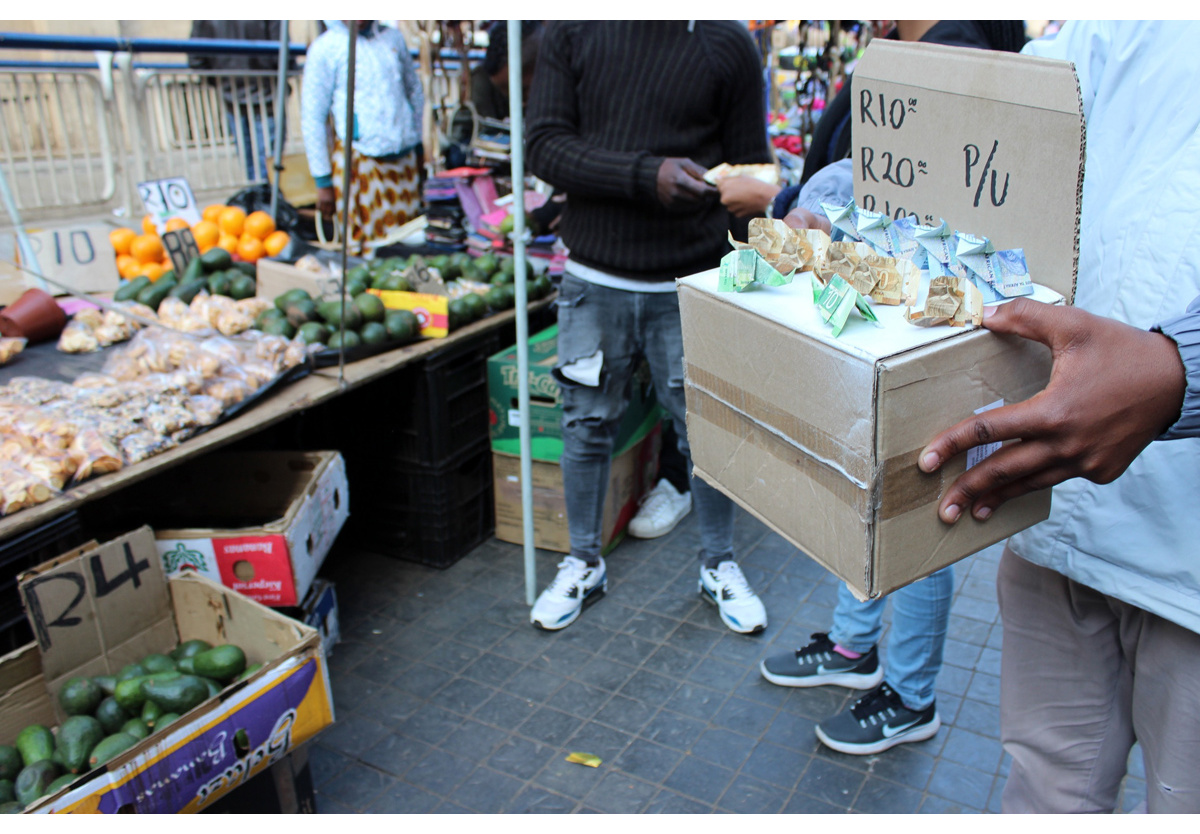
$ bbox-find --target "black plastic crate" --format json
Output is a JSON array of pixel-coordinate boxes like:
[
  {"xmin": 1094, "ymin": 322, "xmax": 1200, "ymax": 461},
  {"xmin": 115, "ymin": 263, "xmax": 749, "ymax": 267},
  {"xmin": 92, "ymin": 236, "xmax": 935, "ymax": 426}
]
[
  {"xmin": 346, "ymin": 439, "xmax": 494, "ymax": 569},
  {"xmin": 0, "ymin": 511, "xmax": 89, "ymax": 655}
]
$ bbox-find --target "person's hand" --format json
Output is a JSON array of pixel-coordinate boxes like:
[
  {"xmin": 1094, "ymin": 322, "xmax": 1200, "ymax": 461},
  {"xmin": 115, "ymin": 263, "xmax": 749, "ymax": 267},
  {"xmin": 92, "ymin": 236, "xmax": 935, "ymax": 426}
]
[
  {"xmin": 656, "ymin": 158, "xmax": 716, "ymax": 209},
  {"xmin": 717, "ymin": 176, "xmax": 782, "ymax": 218},
  {"xmin": 781, "ymin": 206, "xmax": 832, "ymax": 234},
  {"xmin": 918, "ymin": 297, "xmax": 1188, "ymax": 523},
  {"xmin": 316, "ymin": 186, "xmax": 337, "ymax": 220}
]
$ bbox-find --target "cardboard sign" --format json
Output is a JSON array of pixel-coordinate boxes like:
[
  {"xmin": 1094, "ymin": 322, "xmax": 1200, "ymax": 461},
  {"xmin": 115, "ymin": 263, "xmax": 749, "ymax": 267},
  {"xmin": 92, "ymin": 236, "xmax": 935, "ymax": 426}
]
[
  {"xmin": 17, "ymin": 225, "xmax": 121, "ymax": 295},
  {"xmin": 137, "ymin": 176, "xmax": 203, "ymax": 233},
  {"xmin": 851, "ymin": 41, "xmax": 1084, "ymax": 302},
  {"xmin": 162, "ymin": 227, "xmax": 201, "ymax": 275}
]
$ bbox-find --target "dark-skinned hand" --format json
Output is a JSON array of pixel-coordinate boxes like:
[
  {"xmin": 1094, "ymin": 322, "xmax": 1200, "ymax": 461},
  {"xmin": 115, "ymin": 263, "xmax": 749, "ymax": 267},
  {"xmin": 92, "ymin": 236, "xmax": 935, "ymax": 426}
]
[
  {"xmin": 656, "ymin": 158, "xmax": 716, "ymax": 208},
  {"xmin": 918, "ymin": 297, "xmax": 1187, "ymax": 523},
  {"xmin": 316, "ymin": 185, "xmax": 337, "ymax": 220}
]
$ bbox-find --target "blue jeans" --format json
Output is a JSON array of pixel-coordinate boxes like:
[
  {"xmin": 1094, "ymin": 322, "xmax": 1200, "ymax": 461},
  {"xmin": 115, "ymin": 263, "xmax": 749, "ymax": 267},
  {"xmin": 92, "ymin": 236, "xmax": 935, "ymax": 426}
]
[
  {"xmin": 829, "ymin": 566, "xmax": 954, "ymax": 711},
  {"xmin": 554, "ymin": 274, "xmax": 734, "ymax": 563},
  {"xmin": 226, "ymin": 108, "xmax": 281, "ymax": 183}
]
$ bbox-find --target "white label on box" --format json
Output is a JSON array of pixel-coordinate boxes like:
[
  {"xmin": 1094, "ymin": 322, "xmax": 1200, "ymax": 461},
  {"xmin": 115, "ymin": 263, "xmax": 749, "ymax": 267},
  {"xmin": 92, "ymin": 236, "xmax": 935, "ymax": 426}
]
[
  {"xmin": 966, "ymin": 399, "xmax": 1004, "ymax": 469},
  {"xmin": 508, "ymin": 408, "xmax": 522, "ymax": 427},
  {"xmin": 157, "ymin": 538, "xmax": 221, "ymax": 585}
]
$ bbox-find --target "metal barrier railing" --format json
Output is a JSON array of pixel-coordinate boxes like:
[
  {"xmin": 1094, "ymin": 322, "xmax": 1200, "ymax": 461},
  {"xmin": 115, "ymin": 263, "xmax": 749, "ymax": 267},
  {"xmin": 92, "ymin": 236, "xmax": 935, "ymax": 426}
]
[{"xmin": 0, "ymin": 32, "xmax": 480, "ymax": 224}]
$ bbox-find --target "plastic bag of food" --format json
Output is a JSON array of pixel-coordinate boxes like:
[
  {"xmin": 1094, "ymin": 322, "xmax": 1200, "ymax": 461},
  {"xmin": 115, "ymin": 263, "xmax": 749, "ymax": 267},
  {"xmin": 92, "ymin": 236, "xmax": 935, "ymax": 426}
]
[
  {"xmin": 68, "ymin": 428, "xmax": 124, "ymax": 482},
  {"xmin": 119, "ymin": 430, "xmax": 177, "ymax": 465},
  {"xmin": 57, "ymin": 320, "xmax": 101, "ymax": 353},
  {"xmin": 185, "ymin": 394, "xmax": 225, "ymax": 427},
  {"xmin": 1, "ymin": 377, "xmax": 74, "ymax": 405},
  {"xmin": 0, "ymin": 337, "xmax": 28, "ymax": 365},
  {"xmin": 0, "ymin": 460, "xmax": 58, "ymax": 515}
]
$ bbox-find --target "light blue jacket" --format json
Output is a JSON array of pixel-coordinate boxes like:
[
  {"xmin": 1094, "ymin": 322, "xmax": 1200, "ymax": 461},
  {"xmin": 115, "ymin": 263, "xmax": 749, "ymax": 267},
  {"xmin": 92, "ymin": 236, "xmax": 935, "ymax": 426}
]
[
  {"xmin": 1010, "ymin": 21, "xmax": 1200, "ymax": 633},
  {"xmin": 301, "ymin": 20, "xmax": 424, "ymax": 186}
]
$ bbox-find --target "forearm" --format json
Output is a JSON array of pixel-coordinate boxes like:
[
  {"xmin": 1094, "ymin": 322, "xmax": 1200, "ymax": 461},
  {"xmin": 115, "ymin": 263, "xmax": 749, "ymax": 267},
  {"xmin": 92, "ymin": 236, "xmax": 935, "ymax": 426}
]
[
  {"xmin": 1153, "ymin": 296, "xmax": 1200, "ymax": 440},
  {"xmin": 526, "ymin": 123, "xmax": 661, "ymax": 201},
  {"xmin": 300, "ymin": 58, "xmax": 334, "ymax": 183}
]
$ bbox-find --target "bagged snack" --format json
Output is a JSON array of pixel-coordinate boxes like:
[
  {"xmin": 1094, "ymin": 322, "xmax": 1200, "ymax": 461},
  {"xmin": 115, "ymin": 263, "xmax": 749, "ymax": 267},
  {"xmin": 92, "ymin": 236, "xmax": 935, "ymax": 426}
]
[
  {"xmin": 0, "ymin": 460, "xmax": 57, "ymax": 515},
  {"xmin": 0, "ymin": 337, "xmax": 27, "ymax": 364},
  {"xmin": 68, "ymin": 428, "xmax": 123, "ymax": 482}
]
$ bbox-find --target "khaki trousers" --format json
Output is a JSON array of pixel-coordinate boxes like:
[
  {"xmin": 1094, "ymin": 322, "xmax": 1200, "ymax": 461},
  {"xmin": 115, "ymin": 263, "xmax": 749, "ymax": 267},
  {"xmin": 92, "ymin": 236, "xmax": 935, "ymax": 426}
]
[{"xmin": 998, "ymin": 546, "xmax": 1200, "ymax": 813}]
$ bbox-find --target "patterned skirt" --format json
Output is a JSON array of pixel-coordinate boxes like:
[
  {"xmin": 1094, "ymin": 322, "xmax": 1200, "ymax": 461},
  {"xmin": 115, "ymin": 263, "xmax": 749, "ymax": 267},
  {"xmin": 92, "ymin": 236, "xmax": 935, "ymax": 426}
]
[{"xmin": 330, "ymin": 140, "xmax": 420, "ymax": 256}]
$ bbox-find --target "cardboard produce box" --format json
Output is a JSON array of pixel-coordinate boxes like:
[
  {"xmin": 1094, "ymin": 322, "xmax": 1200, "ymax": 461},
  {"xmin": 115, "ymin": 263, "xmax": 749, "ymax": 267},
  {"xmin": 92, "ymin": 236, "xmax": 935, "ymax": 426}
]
[
  {"xmin": 2, "ymin": 527, "xmax": 334, "ymax": 814},
  {"xmin": 114, "ymin": 451, "xmax": 348, "ymax": 607},
  {"xmin": 488, "ymin": 324, "xmax": 660, "ymax": 462},
  {"xmin": 680, "ymin": 42, "xmax": 1085, "ymax": 599},
  {"xmin": 494, "ymin": 409, "xmax": 662, "ymax": 554}
]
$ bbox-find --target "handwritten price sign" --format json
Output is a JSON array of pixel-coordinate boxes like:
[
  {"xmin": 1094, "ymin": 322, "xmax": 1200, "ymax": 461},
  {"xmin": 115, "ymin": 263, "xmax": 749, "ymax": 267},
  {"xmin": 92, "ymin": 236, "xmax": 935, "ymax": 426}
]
[{"xmin": 137, "ymin": 177, "xmax": 203, "ymax": 234}]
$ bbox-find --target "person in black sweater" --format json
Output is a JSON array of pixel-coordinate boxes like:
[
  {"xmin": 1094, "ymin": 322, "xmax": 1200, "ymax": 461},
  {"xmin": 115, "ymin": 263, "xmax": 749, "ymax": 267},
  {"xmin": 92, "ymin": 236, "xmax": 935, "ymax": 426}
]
[{"xmin": 525, "ymin": 21, "xmax": 772, "ymax": 634}]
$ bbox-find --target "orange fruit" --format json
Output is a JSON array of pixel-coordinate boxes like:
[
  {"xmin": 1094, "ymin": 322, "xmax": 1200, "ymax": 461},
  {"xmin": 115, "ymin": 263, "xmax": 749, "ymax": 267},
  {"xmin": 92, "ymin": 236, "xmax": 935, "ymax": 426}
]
[
  {"xmin": 192, "ymin": 220, "xmax": 220, "ymax": 249},
  {"xmin": 236, "ymin": 235, "xmax": 267, "ymax": 263},
  {"xmin": 217, "ymin": 232, "xmax": 239, "ymax": 252},
  {"xmin": 116, "ymin": 254, "xmax": 141, "ymax": 279},
  {"xmin": 109, "ymin": 227, "xmax": 136, "ymax": 256},
  {"xmin": 218, "ymin": 206, "xmax": 246, "ymax": 237},
  {"xmin": 141, "ymin": 214, "xmax": 157, "ymax": 234},
  {"xmin": 130, "ymin": 234, "xmax": 164, "ymax": 264},
  {"xmin": 202, "ymin": 203, "xmax": 225, "ymax": 223},
  {"xmin": 244, "ymin": 211, "xmax": 276, "ymax": 240},
  {"xmin": 263, "ymin": 230, "xmax": 290, "ymax": 257},
  {"xmin": 140, "ymin": 263, "xmax": 166, "ymax": 282},
  {"xmin": 165, "ymin": 217, "xmax": 189, "ymax": 232}
]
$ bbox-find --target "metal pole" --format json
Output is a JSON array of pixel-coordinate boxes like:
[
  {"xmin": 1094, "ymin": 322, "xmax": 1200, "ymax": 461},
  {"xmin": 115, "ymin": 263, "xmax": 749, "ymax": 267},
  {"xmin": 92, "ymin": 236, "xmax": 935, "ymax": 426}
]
[
  {"xmin": 338, "ymin": 23, "xmax": 356, "ymax": 389},
  {"xmin": 508, "ymin": 21, "xmax": 537, "ymax": 606},
  {"xmin": 270, "ymin": 20, "xmax": 289, "ymax": 223},
  {"xmin": 0, "ymin": 166, "xmax": 44, "ymax": 289}
]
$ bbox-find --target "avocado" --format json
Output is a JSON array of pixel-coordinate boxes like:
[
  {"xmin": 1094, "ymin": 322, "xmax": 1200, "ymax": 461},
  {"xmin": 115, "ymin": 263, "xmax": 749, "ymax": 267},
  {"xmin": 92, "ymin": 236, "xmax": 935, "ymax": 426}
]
[
  {"xmin": 197, "ymin": 676, "xmax": 224, "ymax": 698},
  {"xmin": 447, "ymin": 298, "xmax": 468, "ymax": 330},
  {"xmin": 88, "ymin": 733, "xmax": 137, "ymax": 768},
  {"xmin": 92, "ymin": 675, "xmax": 117, "ymax": 696},
  {"xmin": 235, "ymin": 663, "xmax": 264, "ymax": 683},
  {"xmin": 169, "ymin": 278, "xmax": 208, "ymax": 304},
  {"xmin": 136, "ymin": 278, "xmax": 175, "ymax": 311},
  {"xmin": 384, "ymin": 310, "xmax": 419, "ymax": 341},
  {"xmin": 154, "ymin": 713, "xmax": 181, "ymax": 729},
  {"xmin": 474, "ymin": 253, "xmax": 499, "ymax": 276},
  {"xmin": 485, "ymin": 286, "xmax": 512, "ymax": 311},
  {"xmin": 490, "ymin": 271, "xmax": 513, "ymax": 287},
  {"xmin": 0, "ymin": 747, "xmax": 20, "ymax": 781},
  {"xmin": 353, "ymin": 292, "xmax": 386, "ymax": 323},
  {"xmin": 229, "ymin": 275, "xmax": 257, "ymax": 300},
  {"xmin": 207, "ymin": 271, "xmax": 233, "ymax": 297},
  {"xmin": 15, "ymin": 726, "xmax": 55, "ymax": 768},
  {"xmin": 116, "ymin": 662, "xmax": 147, "ymax": 683},
  {"xmin": 157, "ymin": 269, "xmax": 176, "ymax": 286},
  {"xmin": 14, "ymin": 760, "xmax": 59, "ymax": 806},
  {"xmin": 231, "ymin": 261, "xmax": 257, "ymax": 279},
  {"xmin": 182, "ymin": 257, "xmax": 206, "ymax": 283},
  {"xmin": 113, "ymin": 677, "xmax": 148, "ymax": 712},
  {"xmin": 43, "ymin": 774, "xmax": 75, "ymax": 796},
  {"xmin": 440, "ymin": 261, "xmax": 463, "ymax": 281},
  {"xmin": 296, "ymin": 322, "xmax": 330, "ymax": 346},
  {"xmin": 285, "ymin": 298, "xmax": 318, "ymax": 327},
  {"xmin": 140, "ymin": 698, "xmax": 162, "ymax": 729},
  {"xmin": 140, "ymin": 653, "xmax": 175, "ymax": 674},
  {"xmin": 360, "ymin": 322, "xmax": 388, "ymax": 345},
  {"xmin": 254, "ymin": 308, "xmax": 285, "ymax": 330},
  {"xmin": 347, "ymin": 265, "xmax": 371, "ymax": 286},
  {"xmin": 169, "ymin": 639, "xmax": 212, "ymax": 662},
  {"xmin": 0, "ymin": 779, "xmax": 13, "ymax": 804},
  {"xmin": 57, "ymin": 677, "xmax": 103, "ymax": 717},
  {"xmin": 191, "ymin": 645, "xmax": 247, "ymax": 683},
  {"xmin": 56, "ymin": 715, "xmax": 103, "ymax": 775},
  {"xmin": 345, "ymin": 274, "xmax": 370, "ymax": 298},
  {"xmin": 94, "ymin": 697, "xmax": 130, "ymax": 736},
  {"xmin": 317, "ymin": 299, "xmax": 364, "ymax": 330},
  {"xmin": 143, "ymin": 675, "xmax": 209, "ymax": 715},
  {"xmin": 326, "ymin": 330, "xmax": 362, "ymax": 349},
  {"xmin": 274, "ymin": 288, "xmax": 312, "ymax": 312},
  {"xmin": 260, "ymin": 318, "xmax": 296, "ymax": 339},
  {"xmin": 199, "ymin": 247, "xmax": 233, "ymax": 272},
  {"xmin": 461, "ymin": 293, "xmax": 486, "ymax": 321},
  {"xmin": 114, "ymin": 275, "xmax": 151, "ymax": 301},
  {"xmin": 0, "ymin": 801, "xmax": 24, "ymax": 813},
  {"xmin": 533, "ymin": 274, "xmax": 553, "ymax": 299},
  {"xmin": 120, "ymin": 719, "xmax": 149, "ymax": 741},
  {"xmin": 380, "ymin": 273, "xmax": 411, "ymax": 292}
]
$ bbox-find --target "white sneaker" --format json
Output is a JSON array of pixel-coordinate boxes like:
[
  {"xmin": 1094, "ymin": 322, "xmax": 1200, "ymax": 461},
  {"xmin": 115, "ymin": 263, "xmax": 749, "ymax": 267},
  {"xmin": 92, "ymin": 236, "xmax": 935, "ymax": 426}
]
[
  {"xmin": 530, "ymin": 556, "xmax": 607, "ymax": 630},
  {"xmin": 628, "ymin": 479, "xmax": 692, "ymax": 539},
  {"xmin": 699, "ymin": 561, "xmax": 767, "ymax": 634}
]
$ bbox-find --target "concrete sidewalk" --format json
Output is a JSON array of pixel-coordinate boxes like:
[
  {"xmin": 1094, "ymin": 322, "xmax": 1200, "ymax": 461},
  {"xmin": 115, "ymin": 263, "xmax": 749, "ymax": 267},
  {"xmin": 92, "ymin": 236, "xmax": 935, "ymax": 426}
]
[{"xmin": 307, "ymin": 508, "xmax": 1146, "ymax": 813}]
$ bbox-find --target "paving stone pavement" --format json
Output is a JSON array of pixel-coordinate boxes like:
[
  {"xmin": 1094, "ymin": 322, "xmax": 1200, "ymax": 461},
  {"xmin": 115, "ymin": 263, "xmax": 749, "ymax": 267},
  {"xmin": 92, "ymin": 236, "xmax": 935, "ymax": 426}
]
[{"xmin": 309, "ymin": 508, "xmax": 1147, "ymax": 813}]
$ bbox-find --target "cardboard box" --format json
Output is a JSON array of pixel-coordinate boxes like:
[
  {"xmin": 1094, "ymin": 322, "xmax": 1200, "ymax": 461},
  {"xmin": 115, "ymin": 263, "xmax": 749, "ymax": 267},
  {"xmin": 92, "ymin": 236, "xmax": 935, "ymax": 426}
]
[
  {"xmin": 488, "ymin": 324, "xmax": 660, "ymax": 462},
  {"xmin": 4, "ymin": 527, "xmax": 334, "ymax": 813},
  {"xmin": 116, "ymin": 451, "xmax": 349, "ymax": 607},
  {"xmin": 680, "ymin": 42, "xmax": 1085, "ymax": 599},
  {"xmin": 493, "ymin": 409, "xmax": 662, "ymax": 554},
  {"xmin": 280, "ymin": 578, "xmax": 340, "ymax": 659}
]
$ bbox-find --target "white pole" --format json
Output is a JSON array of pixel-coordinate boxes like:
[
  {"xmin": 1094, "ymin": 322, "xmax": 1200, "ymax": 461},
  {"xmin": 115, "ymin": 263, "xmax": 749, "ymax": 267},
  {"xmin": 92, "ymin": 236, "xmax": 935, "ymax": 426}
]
[
  {"xmin": 270, "ymin": 20, "xmax": 289, "ymax": 223},
  {"xmin": 508, "ymin": 21, "xmax": 536, "ymax": 606},
  {"xmin": 0, "ymin": 166, "xmax": 45, "ymax": 289}
]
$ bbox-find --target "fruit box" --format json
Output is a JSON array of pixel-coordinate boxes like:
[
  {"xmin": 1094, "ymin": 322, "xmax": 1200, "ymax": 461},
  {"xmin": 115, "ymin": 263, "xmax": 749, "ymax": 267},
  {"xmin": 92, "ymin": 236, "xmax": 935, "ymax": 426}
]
[
  {"xmin": 679, "ymin": 42, "xmax": 1086, "ymax": 600},
  {"xmin": 109, "ymin": 451, "xmax": 348, "ymax": 608},
  {"xmin": 0, "ymin": 526, "xmax": 334, "ymax": 813},
  {"xmin": 492, "ymin": 408, "xmax": 662, "ymax": 554},
  {"xmin": 487, "ymin": 324, "xmax": 660, "ymax": 462}
]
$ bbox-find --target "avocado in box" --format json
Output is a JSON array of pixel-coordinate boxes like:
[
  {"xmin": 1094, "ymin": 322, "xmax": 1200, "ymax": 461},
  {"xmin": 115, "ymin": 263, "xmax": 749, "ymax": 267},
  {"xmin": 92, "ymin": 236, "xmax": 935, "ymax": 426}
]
[
  {"xmin": 0, "ymin": 527, "xmax": 333, "ymax": 813},
  {"xmin": 679, "ymin": 41, "xmax": 1085, "ymax": 599}
]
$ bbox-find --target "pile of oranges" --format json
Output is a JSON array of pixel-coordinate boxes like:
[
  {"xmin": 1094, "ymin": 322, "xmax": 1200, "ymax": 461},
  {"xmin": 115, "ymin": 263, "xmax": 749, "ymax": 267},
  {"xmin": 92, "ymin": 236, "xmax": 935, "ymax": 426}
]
[{"xmin": 109, "ymin": 206, "xmax": 291, "ymax": 282}]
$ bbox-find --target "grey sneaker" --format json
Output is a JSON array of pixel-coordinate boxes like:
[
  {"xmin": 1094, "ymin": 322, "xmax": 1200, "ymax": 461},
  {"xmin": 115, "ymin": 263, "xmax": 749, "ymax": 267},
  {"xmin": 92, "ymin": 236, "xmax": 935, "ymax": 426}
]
[
  {"xmin": 759, "ymin": 632, "xmax": 884, "ymax": 689},
  {"xmin": 815, "ymin": 681, "xmax": 941, "ymax": 755}
]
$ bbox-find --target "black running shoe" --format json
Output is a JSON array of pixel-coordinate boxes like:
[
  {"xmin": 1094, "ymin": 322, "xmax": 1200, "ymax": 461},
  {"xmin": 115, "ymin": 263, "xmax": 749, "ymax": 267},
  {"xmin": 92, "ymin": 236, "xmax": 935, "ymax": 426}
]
[
  {"xmin": 815, "ymin": 682, "xmax": 941, "ymax": 755},
  {"xmin": 759, "ymin": 632, "xmax": 884, "ymax": 689}
]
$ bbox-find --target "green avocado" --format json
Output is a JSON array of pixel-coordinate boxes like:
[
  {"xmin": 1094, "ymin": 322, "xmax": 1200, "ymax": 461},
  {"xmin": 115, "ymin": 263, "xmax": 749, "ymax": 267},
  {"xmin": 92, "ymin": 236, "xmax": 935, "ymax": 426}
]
[
  {"xmin": 142, "ymin": 675, "xmax": 209, "ymax": 715},
  {"xmin": 199, "ymin": 247, "xmax": 233, "ymax": 272},
  {"xmin": 207, "ymin": 271, "xmax": 233, "ymax": 297},
  {"xmin": 15, "ymin": 726, "xmax": 55, "ymax": 768},
  {"xmin": 94, "ymin": 697, "xmax": 130, "ymax": 736},
  {"xmin": 14, "ymin": 760, "xmax": 59, "ymax": 806},
  {"xmin": 182, "ymin": 257, "xmax": 206, "ymax": 283},
  {"xmin": 191, "ymin": 645, "xmax": 247, "ymax": 683},
  {"xmin": 297, "ymin": 322, "xmax": 331, "ymax": 345},
  {"xmin": 88, "ymin": 734, "xmax": 137, "ymax": 769},
  {"xmin": 140, "ymin": 653, "xmax": 175, "ymax": 674},
  {"xmin": 0, "ymin": 747, "xmax": 21, "ymax": 782},
  {"xmin": 254, "ymin": 308, "xmax": 285, "ymax": 331},
  {"xmin": 384, "ymin": 309, "xmax": 418, "ymax": 341},
  {"xmin": 43, "ymin": 774, "xmax": 75, "ymax": 797},
  {"xmin": 229, "ymin": 275, "xmax": 257, "ymax": 300},
  {"xmin": 353, "ymin": 292, "xmax": 386, "ymax": 323},
  {"xmin": 116, "ymin": 663, "xmax": 147, "ymax": 683},
  {"xmin": 56, "ymin": 715, "xmax": 104, "ymax": 775},
  {"xmin": 0, "ymin": 779, "xmax": 14, "ymax": 804},
  {"xmin": 0, "ymin": 801, "xmax": 25, "ymax": 813},
  {"xmin": 140, "ymin": 698, "xmax": 162, "ymax": 730},
  {"xmin": 114, "ymin": 275, "xmax": 151, "ymax": 301},
  {"xmin": 120, "ymin": 719, "xmax": 149, "ymax": 742},
  {"xmin": 317, "ymin": 299, "xmax": 364, "ymax": 330},
  {"xmin": 260, "ymin": 318, "xmax": 296, "ymax": 339},
  {"xmin": 360, "ymin": 322, "xmax": 388, "ymax": 345},
  {"xmin": 170, "ymin": 640, "xmax": 212, "ymax": 662},
  {"xmin": 285, "ymin": 298, "xmax": 318, "ymax": 327},
  {"xmin": 274, "ymin": 288, "xmax": 312, "ymax": 312},
  {"xmin": 326, "ymin": 330, "xmax": 362, "ymax": 349},
  {"xmin": 58, "ymin": 677, "xmax": 103, "ymax": 717}
]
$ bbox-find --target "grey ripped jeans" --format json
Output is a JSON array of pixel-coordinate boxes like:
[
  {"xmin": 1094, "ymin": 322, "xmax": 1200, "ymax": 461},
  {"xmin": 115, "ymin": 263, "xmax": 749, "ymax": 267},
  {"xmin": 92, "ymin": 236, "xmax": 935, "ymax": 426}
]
[{"xmin": 553, "ymin": 274, "xmax": 735, "ymax": 563}]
